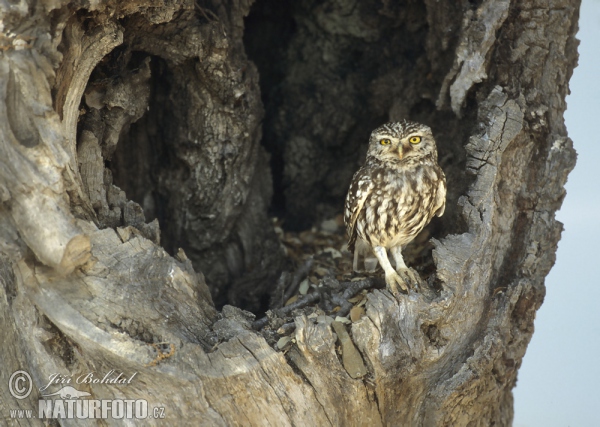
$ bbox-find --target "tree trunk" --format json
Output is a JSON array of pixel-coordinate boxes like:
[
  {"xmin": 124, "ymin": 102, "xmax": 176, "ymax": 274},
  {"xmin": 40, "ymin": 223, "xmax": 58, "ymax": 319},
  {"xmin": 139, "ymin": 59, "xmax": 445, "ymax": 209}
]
[{"xmin": 0, "ymin": 0, "xmax": 578, "ymax": 425}]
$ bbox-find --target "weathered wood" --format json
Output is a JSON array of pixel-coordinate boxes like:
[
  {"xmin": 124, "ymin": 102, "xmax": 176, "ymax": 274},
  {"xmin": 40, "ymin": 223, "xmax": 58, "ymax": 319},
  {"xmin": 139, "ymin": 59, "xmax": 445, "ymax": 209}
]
[
  {"xmin": 0, "ymin": 22, "xmax": 92, "ymax": 275},
  {"xmin": 0, "ymin": 0, "xmax": 579, "ymax": 425}
]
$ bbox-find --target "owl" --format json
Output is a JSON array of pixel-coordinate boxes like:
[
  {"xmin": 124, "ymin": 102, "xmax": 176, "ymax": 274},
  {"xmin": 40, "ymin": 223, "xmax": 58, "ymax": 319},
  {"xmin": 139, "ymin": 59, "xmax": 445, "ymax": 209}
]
[{"xmin": 344, "ymin": 121, "xmax": 446, "ymax": 295}]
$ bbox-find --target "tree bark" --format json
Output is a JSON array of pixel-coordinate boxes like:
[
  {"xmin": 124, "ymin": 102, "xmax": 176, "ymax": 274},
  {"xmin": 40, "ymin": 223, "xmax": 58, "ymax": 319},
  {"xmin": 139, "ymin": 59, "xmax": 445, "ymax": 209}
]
[{"xmin": 0, "ymin": 0, "xmax": 578, "ymax": 426}]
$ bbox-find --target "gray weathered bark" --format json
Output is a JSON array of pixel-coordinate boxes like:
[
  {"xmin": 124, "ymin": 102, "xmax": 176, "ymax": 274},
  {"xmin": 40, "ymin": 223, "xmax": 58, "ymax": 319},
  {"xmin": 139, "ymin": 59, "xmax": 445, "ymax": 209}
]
[{"xmin": 0, "ymin": 0, "xmax": 578, "ymax": 425}]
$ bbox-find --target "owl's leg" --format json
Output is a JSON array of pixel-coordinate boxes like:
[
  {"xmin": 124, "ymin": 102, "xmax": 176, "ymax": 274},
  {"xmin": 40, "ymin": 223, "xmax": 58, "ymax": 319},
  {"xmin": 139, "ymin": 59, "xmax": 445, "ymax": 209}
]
[
  {"xmin": 390, "ymin": 246, "xmax": 421, "ymax": 289},
  {"xmin": 390, "ymin": 246, "xmax": 408, "ymax": 270},
  {"xmin": 354, "ymin": 238, "xmax": 378, "ymax": 272},
  {"xmin": 353, "ymin": 248, "xmax": 360, "ymax": 272},
  {"xmin": 364, "ymin": 257, "xmax": 378, "ymax": 272},
  {"xmin": 373, "ymin": 246, "xmax": 408, "ymax": 294}
]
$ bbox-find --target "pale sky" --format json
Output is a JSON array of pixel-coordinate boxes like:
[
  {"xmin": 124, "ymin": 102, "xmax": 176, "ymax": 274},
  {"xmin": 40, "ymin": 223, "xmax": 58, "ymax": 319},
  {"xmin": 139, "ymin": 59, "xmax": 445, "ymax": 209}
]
[{"xmin": 513, "ymin": 1, "xmax": 600, "ymax": 425}]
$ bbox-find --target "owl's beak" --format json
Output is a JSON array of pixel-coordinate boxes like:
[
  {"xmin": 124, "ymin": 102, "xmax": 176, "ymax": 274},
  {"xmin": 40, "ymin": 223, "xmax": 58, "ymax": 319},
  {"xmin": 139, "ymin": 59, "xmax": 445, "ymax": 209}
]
[{"xmin": 398, "ymin": 145, "xmax": 405, "ymax": 160}]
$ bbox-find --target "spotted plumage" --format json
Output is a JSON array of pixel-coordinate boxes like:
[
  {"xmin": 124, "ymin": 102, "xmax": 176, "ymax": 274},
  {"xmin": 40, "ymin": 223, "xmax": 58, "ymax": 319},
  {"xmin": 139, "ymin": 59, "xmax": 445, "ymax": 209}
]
[{"xmin": 344, "ymin": 120, "xmax": 446, "ymax": 294}]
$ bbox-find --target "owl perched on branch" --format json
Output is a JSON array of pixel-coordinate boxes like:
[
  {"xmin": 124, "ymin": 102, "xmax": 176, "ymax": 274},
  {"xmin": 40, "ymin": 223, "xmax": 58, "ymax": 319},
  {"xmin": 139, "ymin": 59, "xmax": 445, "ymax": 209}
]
[{"xmin": 344, "ymin": 121, "xmax": 446, "ymax": 295}]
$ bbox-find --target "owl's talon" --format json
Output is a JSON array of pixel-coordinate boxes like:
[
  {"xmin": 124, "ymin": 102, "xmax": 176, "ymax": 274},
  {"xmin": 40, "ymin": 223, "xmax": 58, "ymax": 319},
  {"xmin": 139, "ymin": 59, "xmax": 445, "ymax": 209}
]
[
  {"xmin": 385, "ymin": 268, "xmax": 422, "ymax": 295},
  {"xmin": 397, "ymin": 267, "xmax": 421, "ymax": 290},
  {"xmin": 385, "ymin": 271, "xmax": 409, "ymax": 295}
]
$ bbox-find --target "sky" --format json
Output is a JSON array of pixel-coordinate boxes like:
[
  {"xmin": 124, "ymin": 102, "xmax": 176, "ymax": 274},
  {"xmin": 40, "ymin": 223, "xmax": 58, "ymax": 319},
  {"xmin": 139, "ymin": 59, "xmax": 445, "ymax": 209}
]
[{"xmin": 513, "ymin": 1, "xmax": 600, "ymax": 426}]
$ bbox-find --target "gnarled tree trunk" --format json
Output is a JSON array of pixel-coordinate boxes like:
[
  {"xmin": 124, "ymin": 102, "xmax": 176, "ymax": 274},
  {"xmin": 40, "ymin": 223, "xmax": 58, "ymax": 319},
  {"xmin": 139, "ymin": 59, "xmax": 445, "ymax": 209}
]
[{"xmin": 0, "ymin": 0, "xmax": 578, "ymax": 425}]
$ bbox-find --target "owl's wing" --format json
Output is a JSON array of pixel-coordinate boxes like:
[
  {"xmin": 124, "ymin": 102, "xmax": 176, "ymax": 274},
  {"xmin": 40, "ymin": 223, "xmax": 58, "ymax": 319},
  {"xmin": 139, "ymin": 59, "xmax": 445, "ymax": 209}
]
[
  {"xmin": 434, "ymin": 169, "xmax": 447, "ymax": 217},
  {"xmin": 344, "ymin": 168, "xmax": 374, "ymax": 252}
]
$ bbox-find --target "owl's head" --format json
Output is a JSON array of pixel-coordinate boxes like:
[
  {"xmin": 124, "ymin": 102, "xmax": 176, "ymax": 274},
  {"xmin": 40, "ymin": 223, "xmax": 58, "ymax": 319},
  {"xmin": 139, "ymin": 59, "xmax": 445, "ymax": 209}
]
[{"xmin": 366, "ymin": 121, "xmax": 437, "ymax": 163}]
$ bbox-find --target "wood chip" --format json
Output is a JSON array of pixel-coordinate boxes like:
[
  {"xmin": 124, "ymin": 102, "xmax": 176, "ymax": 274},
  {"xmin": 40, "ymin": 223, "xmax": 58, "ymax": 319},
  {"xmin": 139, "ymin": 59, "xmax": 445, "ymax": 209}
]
[
  {"xmin": 314, "ymin": 267, "xmax": 330, "ymax": 276},
  {"xmin": 331, "ymin": 321, "xmax": 367, "ymax": 379},
  {"xmin": 285, "ymin": 295, "xmax": 299, "ymax": 306},
  {"xmin": 276, "ymin": 336, "xmax": 292, "ymax": 350},
  {"xmin": 317, "ymin": 315, "xmax": 333, "ymax": 325},
  {"xmin": 298, "ymin": 279, "xmax": 310, "ymax": 295},
  {"xmin": 334, "ymin": 316, "xmax": 351, "ymax": 324},
  {"xmin": 350, "ymin": 306, "xmax": 365, "ymax": 322},
  {"xmin": 347, "ymin": 295, "xmax": 363, "ymax": 303},
  {"xmin": 277, "ymin": 322, "xmax": 296, "ymax": 335}
]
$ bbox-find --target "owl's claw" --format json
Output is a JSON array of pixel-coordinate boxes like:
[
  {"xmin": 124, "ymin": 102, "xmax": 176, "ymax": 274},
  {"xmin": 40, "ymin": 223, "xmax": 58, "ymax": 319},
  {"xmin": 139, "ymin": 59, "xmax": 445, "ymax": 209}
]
[
  {"xmin": 385, "ymin": 271, "xmax": 409, "ymax": 295},
  {"xmin": 397, "ymin": 267, "xmax": 421, "ymax": 290},
  {"xmin": 385, "ymin": 268, "xmax": 421, "ymax": 296}
]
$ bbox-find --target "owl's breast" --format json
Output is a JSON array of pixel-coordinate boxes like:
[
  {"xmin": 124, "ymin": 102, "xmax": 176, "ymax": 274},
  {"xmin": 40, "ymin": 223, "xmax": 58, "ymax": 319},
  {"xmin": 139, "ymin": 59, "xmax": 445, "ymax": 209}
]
[{"xmin": 357, "ymin": 165, "xmax": 439, "ymax": 248}]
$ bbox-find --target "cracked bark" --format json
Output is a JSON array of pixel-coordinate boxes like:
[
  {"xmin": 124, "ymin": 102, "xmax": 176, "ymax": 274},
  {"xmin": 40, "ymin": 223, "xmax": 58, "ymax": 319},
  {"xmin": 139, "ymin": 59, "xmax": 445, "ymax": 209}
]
[{"xmin": 0, "ymin": 0, "xmax": 579, "ymax": 426}]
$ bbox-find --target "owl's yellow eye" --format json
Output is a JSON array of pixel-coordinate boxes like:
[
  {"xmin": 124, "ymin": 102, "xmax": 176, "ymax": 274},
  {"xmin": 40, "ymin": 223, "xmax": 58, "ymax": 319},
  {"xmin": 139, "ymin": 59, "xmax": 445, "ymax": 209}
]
[
  {"xmin": 380, "ymin": 138, "xmax": 391, "ymax": 145},
  {"xmin": 409, "ymin": 136, "xmax": 422, "ymax": 144}
]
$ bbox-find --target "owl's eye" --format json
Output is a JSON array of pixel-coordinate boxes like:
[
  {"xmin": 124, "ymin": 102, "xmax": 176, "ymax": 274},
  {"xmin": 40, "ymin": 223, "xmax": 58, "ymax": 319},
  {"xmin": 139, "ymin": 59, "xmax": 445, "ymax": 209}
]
[
  {"xmin": 380, "ymin": 138, "xmax": 391, "ymax": 145},
  {"xmin": 409, "ymin": 136, "xmax": 422, "ymax": 144}
]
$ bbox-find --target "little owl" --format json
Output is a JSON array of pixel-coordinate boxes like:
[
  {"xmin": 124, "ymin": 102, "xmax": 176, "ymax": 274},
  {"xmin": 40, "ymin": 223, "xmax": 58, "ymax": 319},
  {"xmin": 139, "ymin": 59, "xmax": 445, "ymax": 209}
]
[{"xmin": 344, "ymin": 120, "xmax": 446, "ymax": 295}]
